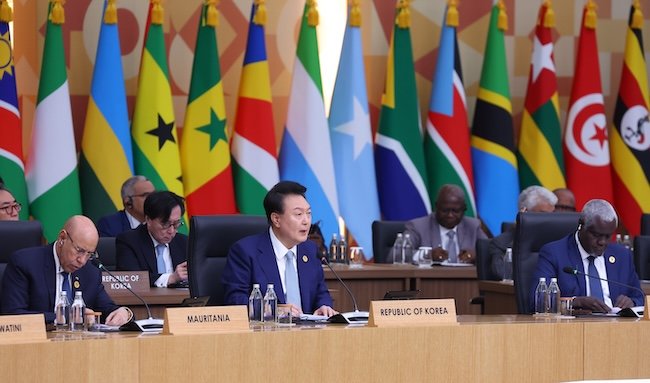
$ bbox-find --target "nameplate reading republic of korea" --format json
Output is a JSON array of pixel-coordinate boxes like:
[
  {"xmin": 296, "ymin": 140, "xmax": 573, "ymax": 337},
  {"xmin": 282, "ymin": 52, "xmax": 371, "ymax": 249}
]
[
  {"xmin": 101, "ymin": 271, "xmax": 150, "ymax": 293},
  {"xmin": 367, "ymin": 299, "xmax": 457, "ymax": 327},
  {"xmin": 162, "ymin": 306, "xmax": 249, "ymax": 335},
  {"xmin": 0, "ymin": 314, "xmax": 46, "ymax": 343}
]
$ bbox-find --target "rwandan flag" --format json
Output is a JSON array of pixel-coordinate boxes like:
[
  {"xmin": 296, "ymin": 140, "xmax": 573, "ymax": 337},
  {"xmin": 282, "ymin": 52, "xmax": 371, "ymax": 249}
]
[
  {"xmin": 0, "ymin": 2, "xmax": 29, "ymax": 220},
  {"xmin": 424, "ymin": 1, "xmax": 476, "ymax": 216},
  {"xmin": 610, "ymin": 0, "xmax": 650, "ymax": 234},
  {"xmin": 80, "ymin": 0, "xmax": 133, "ymax": 222},
  {"xmin": 470, "ymin": 0, "xmax": 518, "ymax": 236},
  {"xmin": 231, "ymin": 0, "xmax": 278, "ymax": 216},
  {"xmin": 131, "ymin": 1, "xmax": 186, "ymax": 232},
  {"xmin": 517, "ymin": 1, "xmax": 565, "ymax": 191},
  {"xmin": 375, "ymin": 0, "xmax": 430, "ymax": 221},
  {"xmin": 26, "ymin": 0, "xmax": 82, "ymax": 240},
  {"xmin": 181, "ymin": 1, "xmax": 237, "ymax": 216},
  {"xmin": 279, "ymin": 0, "xmax": 340, "ymax": 240},
  {"xmin": 328, "ymin": 0, "xmax": 380, "ymax": 259}
]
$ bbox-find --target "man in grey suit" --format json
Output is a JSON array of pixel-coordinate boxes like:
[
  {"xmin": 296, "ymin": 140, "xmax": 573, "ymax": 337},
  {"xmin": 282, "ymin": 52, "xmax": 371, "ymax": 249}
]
[{"xmin": 404, "ymin": 184, "xmax": 487, "ymax": 263}]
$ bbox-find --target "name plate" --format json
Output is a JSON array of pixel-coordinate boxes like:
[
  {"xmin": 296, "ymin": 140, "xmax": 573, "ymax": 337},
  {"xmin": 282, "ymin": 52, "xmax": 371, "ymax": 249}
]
[
  {"xmin": 101, "ymin": 271, "xmax": 149, "ymax": 293},
  {"xmin": 367, "ymin": 298, "xmax": 457, "ymax": 327},
  {"xmin": 0, "ymin": 314, "xmax": 46, "ymax": 343},
  {"xmin": 162, "ymin": 306, "xmax": 249, "ymax": 335}
]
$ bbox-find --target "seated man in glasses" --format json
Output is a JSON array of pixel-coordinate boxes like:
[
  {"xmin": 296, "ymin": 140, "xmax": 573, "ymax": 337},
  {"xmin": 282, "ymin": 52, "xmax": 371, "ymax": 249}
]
[
  {"xmin": 404, "ymin": 184, "xmax": 487, "ymax": 264},
  {"xmin": 96, "ymin": 175, "xmax": 155, "ymax": 237},
  {"xmin": 116, "ymin": 191, "xmax": 188, "ymax": 287},
  {"xmin": 1, "ymin": 215, "xmax": 132, "ymax": 325},
  {"xmin": 0, "ymin": 185, "xmax": 22, "ymax": 221}
]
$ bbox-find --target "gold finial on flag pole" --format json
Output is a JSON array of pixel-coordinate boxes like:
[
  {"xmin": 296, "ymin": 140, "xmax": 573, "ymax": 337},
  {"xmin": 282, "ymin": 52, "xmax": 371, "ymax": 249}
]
[
  {"xmin": 49, "ymin": 0, "xmax": 66, "ymax": 25},
  {"xmin": 307, "ymin": 0, "xmax": 319, "ymax": 27},
  {"xmin": 204, "ymin": 0, "xmax": 219, "ymax": 27},
  {"xmin": 446, "ymin": 0, "xmax": 459, "ymax": 28},
  {"xmin": 104, "ymin": 0, "xmax": 118, "ymax": 24},
  {"xmin": 253, "ymin": 0, "xmax": 267, "ymax": 26},
  {"xmin": 395, "ymin": 0, "xmax": 411, "ymax": 29},
  {"xmin": 151, "ymin": 0, "xmax": 164, "ymax": 25},
  {"xmin": 584, "ymin": 0, "xmax": 597, "ymax": 30},
  {"xmin": 542, "ymin": 0, "xmax": 555, "ymax": 28},
  {"xmin": 0, "ymin": 0, "xmax": 14, "ymax": 22},
  {"xmin": 632, "ymin": 0, "xmax": 643, "ymax": 29},
  {"xmin": 497, "ymin": 0, "xmax": 508, "ymax": 32},
  {"xmin": 349, "ymin": 0, "xmax": 361, "ymax": 28}
]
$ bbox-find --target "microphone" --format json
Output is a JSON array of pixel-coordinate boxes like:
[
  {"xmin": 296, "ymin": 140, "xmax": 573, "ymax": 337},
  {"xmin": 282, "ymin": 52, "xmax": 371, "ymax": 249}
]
[
  {"xmin": 92, "ymin": 256, "xmax": 164, "ymax": 332},
  {"xmin": 318, "ymin": 254, "xmax": 369, "ymax": 324}
]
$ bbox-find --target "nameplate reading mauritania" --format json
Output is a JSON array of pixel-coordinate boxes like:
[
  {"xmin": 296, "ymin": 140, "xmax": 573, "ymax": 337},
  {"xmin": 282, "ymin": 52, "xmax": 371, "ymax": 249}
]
[
  {"xmin": 367, "ymin": 299, "xmax": 457, "ymax": 327},
  {"xmin": 101, "ymin": 271, "xmax": 149, "ymax": 293},
  {"xmin": 0, "ymin": 314, "xmax": 46, "ymax": 343},
  {"xmin": 163, "ymin": 306, "xmax": 249, "ymax": 335}
]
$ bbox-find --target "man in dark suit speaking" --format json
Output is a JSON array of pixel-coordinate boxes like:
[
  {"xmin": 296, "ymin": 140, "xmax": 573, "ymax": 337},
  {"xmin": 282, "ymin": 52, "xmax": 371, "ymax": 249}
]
[
  {"xmin": 116, "ymin": 191, "xmax": 188, "ymax": 287},
  {"xmin": 1, "ymin": 215, "xmax": 132, "ymax": 325},
  {"xmin": 222, "ymin": 181, "xmax": 336, "ymax": 317}
]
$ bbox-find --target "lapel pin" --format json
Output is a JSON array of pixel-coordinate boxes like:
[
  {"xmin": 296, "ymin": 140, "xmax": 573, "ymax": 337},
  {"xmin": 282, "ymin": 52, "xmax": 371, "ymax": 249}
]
[
  {"xmin": 302, "ymin": 255, "xmax": 308, "ymax": 263},
  {"xmin": 608, "ymin": 256, "xmax": 616, "ymax": 264},
  {"xmin": 73, "ymin": 280, "xmax": 80, "ymax": 289}
]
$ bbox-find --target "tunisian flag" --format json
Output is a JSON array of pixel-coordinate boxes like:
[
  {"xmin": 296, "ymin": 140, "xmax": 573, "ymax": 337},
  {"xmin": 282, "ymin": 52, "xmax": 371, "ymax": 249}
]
[{"xmin": 563, "ymin": 1, "xmax": 613, "ymax": 209}]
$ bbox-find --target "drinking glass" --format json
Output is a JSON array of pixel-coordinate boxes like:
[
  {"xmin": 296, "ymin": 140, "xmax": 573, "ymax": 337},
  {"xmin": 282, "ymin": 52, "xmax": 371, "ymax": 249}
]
[
  {"xmin": 349, "ymin": 247, "xmax": 365, "ymax": 268},
  {"xmin": 417, "ymin": 246, "xmax": 433, "ymax": 267}
]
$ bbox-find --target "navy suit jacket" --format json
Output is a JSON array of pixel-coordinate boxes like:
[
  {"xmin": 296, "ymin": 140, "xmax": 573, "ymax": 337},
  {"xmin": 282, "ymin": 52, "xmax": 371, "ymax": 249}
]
[
  {"xmin": 0, "ymin": 244, "xmax": 119, "ymax": 323},
  {"xmin": 97, "ymin": 210, "xmax": 132, "ymax": 237},
  {"xmin": 222, "ymin": 231, "xmax": 333, "ymax": 314},
  {"xmin": 531, "ymin": 234, "xmax": 643, "ymax": 311},
  {"xmin": 115, "ymin": 224, "xmax": 187, "ymax": 286}
]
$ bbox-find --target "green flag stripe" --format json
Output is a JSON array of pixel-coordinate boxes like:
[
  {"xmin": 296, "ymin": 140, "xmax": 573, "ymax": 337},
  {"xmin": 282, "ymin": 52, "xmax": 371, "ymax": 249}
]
[
  {"xmin": 78, "ymin": 154, "xmax": 118, "ymax": 222},
  {"xmin": 37, "ymin": 13, "xmax": 66, "ymax": 103},
  {"xmin": 144, "ymin": 24, "xmax": 170, "ymax": 78},
  {"xmin": 30, "ymin": 171, "xmax": 82, "ymax": 241},
  {"xmin": 188, "ymin": 7, "xmax": 220, "ymax": 102},
  {"xmin": 477, "ymin": 7, "xmax": 510, "ymax": 98},
  {"xmin": 296, "ymin": 7, "xmax": 323, "ymax": 95},
  {"xmin": 232, "ymin": 161, "xmax": 267, "ymax": 215}
]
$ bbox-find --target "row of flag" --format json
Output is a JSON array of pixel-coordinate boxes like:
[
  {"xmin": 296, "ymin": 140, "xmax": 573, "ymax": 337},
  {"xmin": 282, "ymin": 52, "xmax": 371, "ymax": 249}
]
[{"xmin": 0, "ymin": 0, "xmax": 648, "ymax": 258}]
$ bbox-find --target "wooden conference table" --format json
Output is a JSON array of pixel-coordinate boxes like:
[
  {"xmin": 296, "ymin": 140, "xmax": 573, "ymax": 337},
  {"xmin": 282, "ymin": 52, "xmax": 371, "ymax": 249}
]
[
  {"xmin": 1, "ymin": 315, "xmax": 649, "ymax": 382},
  {"xmin": 108, "ymin": 263, "xmax": 481, "ymax": 318}
]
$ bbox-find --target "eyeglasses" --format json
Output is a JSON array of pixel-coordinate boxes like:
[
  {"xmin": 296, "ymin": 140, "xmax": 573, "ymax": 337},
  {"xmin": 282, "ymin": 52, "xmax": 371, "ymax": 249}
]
[
  {"xmin": 0, "ymin": 202, "xmax": 21, "ymax": 214},
  {"xmin": 64, "ymin": 231, "xmax": 98, "ymax": 260},
  {"xmin": 129, "ymin": 192, "xmax": 152, "ymax": 199},
  {"xmin": 159, "ymin": 219, "xmax": 183, "ymax": 230}
]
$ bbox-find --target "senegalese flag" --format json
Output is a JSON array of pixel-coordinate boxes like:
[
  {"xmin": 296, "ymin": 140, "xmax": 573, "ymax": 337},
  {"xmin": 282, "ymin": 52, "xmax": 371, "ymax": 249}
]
[
  {"xmin": 0, "ymin": 2, "xmax": 29, "ymax": 220},
  {"xmin": 470, "ymin": 0, "xmax": 518, "ymax": 236},
  {"xmin": 79, "ymin": 0, "xmax": 133, "ymax": 222},
  {"xmin": 181, "ymin": 1, "xmax": 237, "ymax": 216},
  {"xmin": 132, "ymin": 1, "xmax": 186, "ymax": 231},
  {"xmin": 375, "ymin": 0, "xmax": 430, "ymax": 220},
  {"xmin": 610, "ymin": 0, "xmax": 650, "ymax": 235},
  {"xmin": 278, "ymin": 0, "xmax": 340, "ymax": 239},
  {"xmin": 25, "ymin": 0, "xmax": 82, "ymax": 241},
  {"xmin": 517, "ymin": 1, "xmax": 565, "ymax": 191},
  {"xmin": 328, "ymin": 0, "xmax": 380, "ymax": 259},
  {"xmin": 231, "ymin": 0, "xmax": 278, "ymax": 215},
  {"xmin": 424, "ymin": 1, "xmax": 476, "ymax": 216}
]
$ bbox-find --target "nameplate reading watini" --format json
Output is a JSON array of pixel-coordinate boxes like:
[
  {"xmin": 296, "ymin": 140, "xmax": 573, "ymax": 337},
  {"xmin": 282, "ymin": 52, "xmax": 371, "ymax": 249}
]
[
  {"xmin": 101, "ymin": 271, "xmax": 149, "ymax": 293},
  {"xmin": 0, "ymin": 314, "xmax": 46, "ymax": 342},
  {"xmin": 368, "ymin": 299, "xmax": 457, "ymax": 327},
  {"xmin": 163, "ymin": 306, "xmax": 249, "ymax": 335}
]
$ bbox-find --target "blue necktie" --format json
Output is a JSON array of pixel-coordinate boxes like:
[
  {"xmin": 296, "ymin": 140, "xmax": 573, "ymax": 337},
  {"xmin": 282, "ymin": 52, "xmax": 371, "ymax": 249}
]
[
  {"xmin": 156, "ymin": 244, "xmax": 166, "ymax": 274},
  {"xmin": 285, "ymin": 251, "xmax": 302, "ymax": 308},
  {"xmin": 587, "ymin": 256, "xmax": 605, "ymax": 302},
  {"xmin": 61, "ymin": 272, "xmax": 71, "ymax": 298},
  {"xmin": 446, "ymin": 230, "xmax": 458, "ymax": 263}
]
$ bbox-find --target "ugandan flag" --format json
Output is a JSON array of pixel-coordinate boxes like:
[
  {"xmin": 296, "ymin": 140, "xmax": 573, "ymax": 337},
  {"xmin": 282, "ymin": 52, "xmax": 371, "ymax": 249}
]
[
  {"xmin": 610, "ymin": 0, "xmax": 650, "ymax": 235},
  {"xmin": 470, "ymin": 0, "xmax": 518, "ymax": 236},
  {"xmin": 180, "ymin": 1, "xmax": 237, "ymax": 216},
  {"xmin": 517, "ymin": 1, "xmax": 565, "ymax": 191}
]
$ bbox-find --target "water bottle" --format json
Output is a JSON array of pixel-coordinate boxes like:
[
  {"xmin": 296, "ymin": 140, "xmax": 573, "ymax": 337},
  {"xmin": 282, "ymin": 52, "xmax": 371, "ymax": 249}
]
[
  {"xmin": 547, "ymin": 278, "xmax": 560, "ymax": 316},
  {"xmin": 338, "ymin": 237, "xmax": 348, "ymax": 265},
  {"xmin": 534, "ymin": 277, "xmax": 548, "ymax": 316},
  {"xmin": 615, "ymin": 233, "xmax": 622, "ymax": 244},
  {"xmin": 623, "ymin": 234, "xmax": 632, "ymax": 251},
  {"xmin": 329, "ymin": 234, "xmax": 339, "ymax": 263},
  {"xmin": 402, "ymin": 233, "xmax": 414, "ymax": 264},
  {"xmin": 54, "ymin": 291, "xmax": 70, "ymax": 331},
  {"xmin": 502, "ymin": 248, "xmax": 513, "ymax": 281},
  {"xmin": 263, "ymin": 283, "xmax": 278, "ymax": 323},
  {"xmin": 70, "ymin": 291, "xmax": 86, "ymax": 331},
  {"xmin": 248, "ymin": 284, "xmax": 263, "ymax": 324},
  {"xmin": 391, "ymin": 233, "xmax": 404, "ymax": 264}
]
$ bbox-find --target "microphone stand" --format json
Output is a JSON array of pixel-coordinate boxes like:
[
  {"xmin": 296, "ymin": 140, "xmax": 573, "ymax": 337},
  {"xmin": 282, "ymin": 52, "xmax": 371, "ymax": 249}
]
[
  {"xmin": 319, "ymin": 255, "xmax": 369, "ymax": 324},
  {"xmin": 92, "ymin": 257, "xmax": 164, "ymax": 332}
]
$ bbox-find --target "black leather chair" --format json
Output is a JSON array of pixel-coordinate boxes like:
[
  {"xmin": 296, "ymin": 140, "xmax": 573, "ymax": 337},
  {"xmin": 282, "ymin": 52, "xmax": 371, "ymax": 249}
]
[
  {"xmin": 476, "ymin": 238, "xmax": 499, "ymax": 281},
  {"xmin": 513, "ymin": 212, "xmax": 581, "ymax": 314},
  {"xmin": 187, "ymin": 215, "xmax": 268, "ymax": 306},
  {"xmin": 641, "ymin": 214, "xmax": 650, "ymax": 236},
  {"xmin": 96, "ymin": 237, "xmax": 117, "ymax": 271},
  {"xmin": 371, "ymin": 220, "xmax": 406, "ymax": 263},
  {"xmin": 0, "ymin": 220, "xmax": 44, "ymax": 299},
  {"xmin": 633, "ymin": 235, "xmax": 650, "ymax": 280}
]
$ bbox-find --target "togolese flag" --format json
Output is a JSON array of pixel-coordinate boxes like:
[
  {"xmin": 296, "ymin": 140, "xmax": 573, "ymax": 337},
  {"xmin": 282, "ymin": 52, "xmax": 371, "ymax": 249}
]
[
  {"xmin": 80, "ymin": 0, "xmax": 133, "ymax": 222},
  {"xmin": 517, "ymin": 1, "xmax": 565, "ymax": 191},
  {"xmin": 181, "ymin": 1, "xmax": 237, "ymax": 216},
  {"xmin": 0, "ymin": 2, "xmax": 29, "ymax": 220},
  {"xmin": 610, "ymin": 0, "xmax": 650, "ymax": 235},
  {"xmin": 26, "ymin": 0, "xmax": 82, "ymax": 240},
  {"xmin": 231, "ymin": 0, "xmax": 278, "ymax": 215},
  {"xmin": 375, "ymin": 0, "xmax": 430, "ymax": 220},
  {"xmin": 425, "ymin": 1, "xmax": 476, "ymax": 216},
  {"xmin": 470, "ymin": 0, "xmax": 518, "ymax": 236}
]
